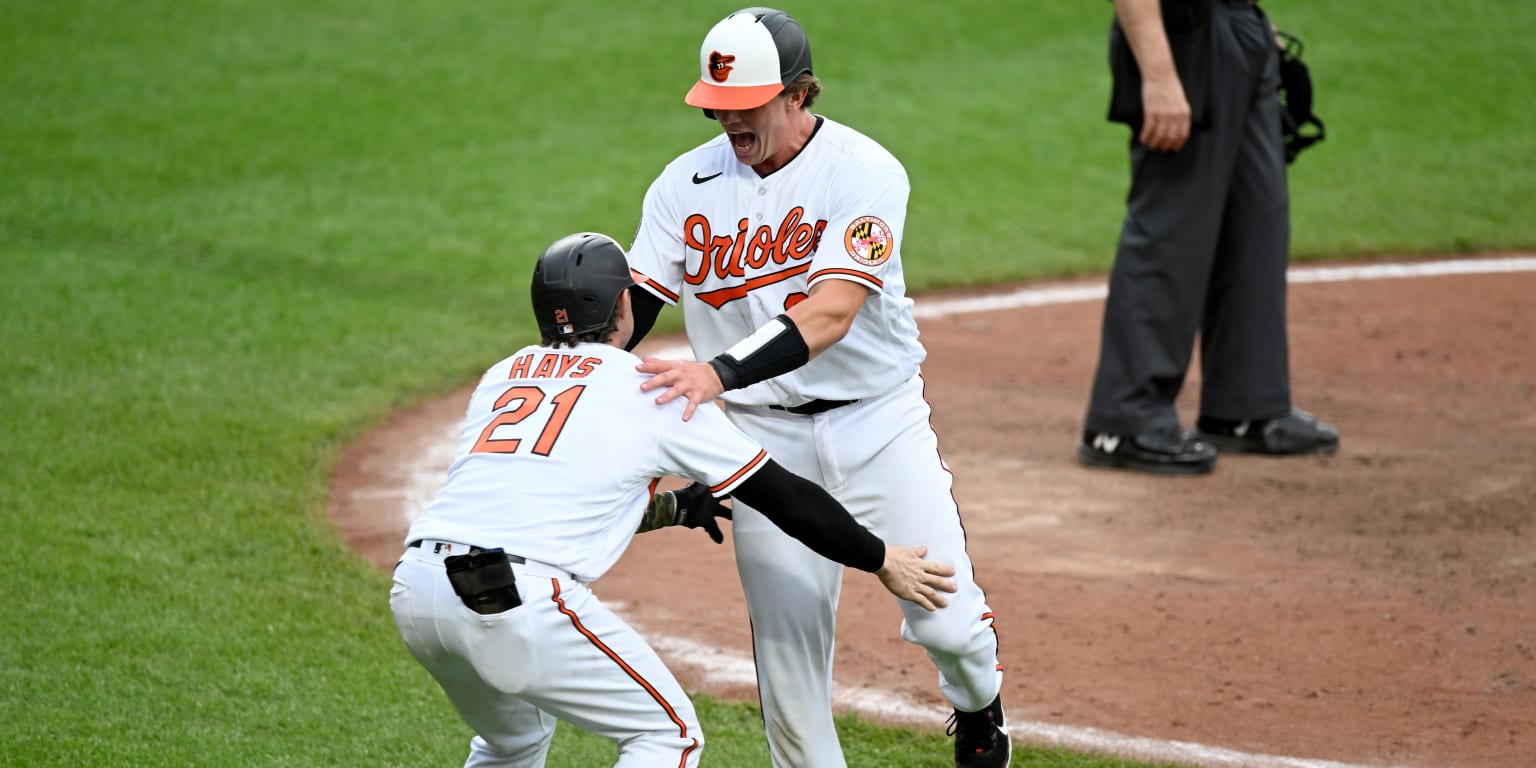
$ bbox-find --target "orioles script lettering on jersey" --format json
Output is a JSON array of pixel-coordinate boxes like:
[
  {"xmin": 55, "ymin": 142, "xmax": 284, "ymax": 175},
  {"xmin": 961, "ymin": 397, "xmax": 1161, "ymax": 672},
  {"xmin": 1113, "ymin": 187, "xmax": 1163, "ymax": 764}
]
[
  {"xmin": 682, "ymin": 208, "xmax": 827, "ymax": 309},
  {"xmin": 507, "ymin": 352, "xmax": 602, "ymax": 380}
]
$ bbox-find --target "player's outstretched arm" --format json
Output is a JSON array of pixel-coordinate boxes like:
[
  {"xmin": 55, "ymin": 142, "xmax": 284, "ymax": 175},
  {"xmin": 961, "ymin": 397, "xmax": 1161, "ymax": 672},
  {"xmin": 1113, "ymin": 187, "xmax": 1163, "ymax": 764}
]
[
  {"xmin": 782, "ymin": 278, "xmax": 867, "ymax": 357},
  {"xmin": 636, "ymin": 281, "xmax": 869, "ymax": 421},
  {"xmin": 731, "ymin": 460, "xmax": 956, "ymax": 612}
]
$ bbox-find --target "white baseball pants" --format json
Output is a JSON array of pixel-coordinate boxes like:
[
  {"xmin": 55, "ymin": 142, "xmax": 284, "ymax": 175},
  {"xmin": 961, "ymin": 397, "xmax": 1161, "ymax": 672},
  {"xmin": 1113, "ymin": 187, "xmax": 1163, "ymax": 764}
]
[
  {"xmin": 390, "ymin": 544, "xmax": 702, "ymax": 767},
  {"xmin": 725, "ymin": 374, "xmax": 1004, "ymax": 768}
]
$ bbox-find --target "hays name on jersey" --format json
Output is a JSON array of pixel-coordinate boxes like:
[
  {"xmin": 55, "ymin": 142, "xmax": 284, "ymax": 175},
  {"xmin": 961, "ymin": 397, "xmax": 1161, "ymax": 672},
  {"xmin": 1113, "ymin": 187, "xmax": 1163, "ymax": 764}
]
[{"xmin": 508, "ymin": 352, "xmax": 603, "ymax": 380}]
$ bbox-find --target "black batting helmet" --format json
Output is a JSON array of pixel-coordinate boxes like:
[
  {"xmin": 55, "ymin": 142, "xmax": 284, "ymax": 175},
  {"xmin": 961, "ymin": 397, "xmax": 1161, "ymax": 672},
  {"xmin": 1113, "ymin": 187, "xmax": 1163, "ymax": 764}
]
[{"xmin": 530, "ymin": 232, "xmax": 635, "ymax": 340}]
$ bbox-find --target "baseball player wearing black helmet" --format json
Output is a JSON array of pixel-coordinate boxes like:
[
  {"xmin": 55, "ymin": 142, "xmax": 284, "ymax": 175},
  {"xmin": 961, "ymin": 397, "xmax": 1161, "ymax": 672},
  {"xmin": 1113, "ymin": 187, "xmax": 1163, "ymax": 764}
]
[{"xmin": 391, "ymin": 232, "xmax": 957, "ymax": 767}]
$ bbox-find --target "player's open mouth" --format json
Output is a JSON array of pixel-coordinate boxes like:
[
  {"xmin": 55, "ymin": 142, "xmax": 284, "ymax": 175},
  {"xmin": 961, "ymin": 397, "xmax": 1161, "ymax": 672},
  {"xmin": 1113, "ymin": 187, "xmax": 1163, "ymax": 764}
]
[{"xmin": 729, "ymin": 131, "xmax": 757, "ymax": 155}]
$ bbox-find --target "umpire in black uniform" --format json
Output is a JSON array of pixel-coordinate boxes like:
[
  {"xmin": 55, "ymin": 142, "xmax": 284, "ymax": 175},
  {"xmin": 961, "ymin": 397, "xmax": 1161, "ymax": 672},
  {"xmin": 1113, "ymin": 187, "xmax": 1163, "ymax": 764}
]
[{"xmin": 1078, "ymin": 0, "xmax": 1338, "ymax": 474}]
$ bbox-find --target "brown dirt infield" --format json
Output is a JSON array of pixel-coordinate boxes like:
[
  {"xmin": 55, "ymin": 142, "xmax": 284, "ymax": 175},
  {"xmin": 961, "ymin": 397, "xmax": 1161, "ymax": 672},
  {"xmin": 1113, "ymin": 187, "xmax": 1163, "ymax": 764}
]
[{"xmin": 331, "ymin": 257, "xmax": 1535, "ymax": 768}]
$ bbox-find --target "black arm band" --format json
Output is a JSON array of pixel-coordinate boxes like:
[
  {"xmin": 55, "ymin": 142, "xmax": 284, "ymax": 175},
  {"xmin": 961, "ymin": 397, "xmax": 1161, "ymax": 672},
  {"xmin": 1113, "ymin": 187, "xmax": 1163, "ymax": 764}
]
[
  {"xmin": 707, "ymin": 314, "xmax": 810, "ymax": 391},
  {"xmin": 624, "ymin": 286, "xmax": 665, "ymax": 352},
  {"xmin": 731, "ymin": 460, "xmax": 885, "ymax": 573}
]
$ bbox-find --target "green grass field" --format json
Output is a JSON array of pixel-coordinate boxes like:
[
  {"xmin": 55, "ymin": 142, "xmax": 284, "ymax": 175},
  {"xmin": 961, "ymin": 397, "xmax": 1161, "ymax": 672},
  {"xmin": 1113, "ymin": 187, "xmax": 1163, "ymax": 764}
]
[{"xmin": 2, "ymin": 0, "xmax": 1532, "ymax": 765}]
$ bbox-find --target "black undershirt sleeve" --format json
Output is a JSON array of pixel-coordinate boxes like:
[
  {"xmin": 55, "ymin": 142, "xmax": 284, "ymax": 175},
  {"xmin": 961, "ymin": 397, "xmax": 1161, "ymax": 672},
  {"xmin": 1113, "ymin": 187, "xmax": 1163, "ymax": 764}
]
[
  {"xmin": 729, "ymin": 460, "xmax": 885, "ymax": 573},
  {"xmin": 624, "ymin": 285, "xmax": 664, "ymax": 352}
]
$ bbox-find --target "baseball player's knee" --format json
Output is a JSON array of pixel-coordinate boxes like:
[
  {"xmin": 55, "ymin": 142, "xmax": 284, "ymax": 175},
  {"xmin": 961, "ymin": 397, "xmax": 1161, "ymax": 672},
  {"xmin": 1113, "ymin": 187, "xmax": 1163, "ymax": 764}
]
[
  {"xmin": 903, "ymin": 615, "xmax": 995, "ymax": 659},
  {"xmin": 617, "ymin": 730, "xmax": 703, "ymax": 766},
  {"xmin": 467, "ymin": 732, "xmax": 551, "ymax": 766}
]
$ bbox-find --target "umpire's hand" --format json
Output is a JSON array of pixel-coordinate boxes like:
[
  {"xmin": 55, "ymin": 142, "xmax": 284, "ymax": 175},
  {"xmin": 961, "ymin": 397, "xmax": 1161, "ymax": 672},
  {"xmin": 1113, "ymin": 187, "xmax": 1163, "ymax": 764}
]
[{"xmin": 1139, "ymin": 75, "xmax": 1191, "ymax": 152}]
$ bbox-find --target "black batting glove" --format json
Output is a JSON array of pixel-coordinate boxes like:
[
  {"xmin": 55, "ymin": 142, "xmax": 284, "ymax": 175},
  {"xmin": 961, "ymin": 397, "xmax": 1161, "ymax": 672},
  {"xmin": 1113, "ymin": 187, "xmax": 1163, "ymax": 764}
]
[{"xmin": 670, "ymin": 481, "xmax": 733, "ymax": 544}]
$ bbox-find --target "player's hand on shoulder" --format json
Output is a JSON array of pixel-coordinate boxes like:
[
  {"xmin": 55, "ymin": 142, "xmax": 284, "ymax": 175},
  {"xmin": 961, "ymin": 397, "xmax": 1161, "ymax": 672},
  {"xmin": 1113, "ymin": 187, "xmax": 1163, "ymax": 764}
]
[
  {"xmin": 875, "ymin": 545, "xmax": 957, "ymax": 612},
  {"xmin": 636, "ymin": 357, "xmax": 724, "ymax": 421}
]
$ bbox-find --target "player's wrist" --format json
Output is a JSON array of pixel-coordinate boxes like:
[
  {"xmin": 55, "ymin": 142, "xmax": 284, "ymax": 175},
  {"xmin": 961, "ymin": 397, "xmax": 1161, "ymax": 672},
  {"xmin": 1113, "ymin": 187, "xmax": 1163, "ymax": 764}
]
[
  {"xmin": 859, "ymin": 542, "xmax": 891, "ymax": 575},
  {"xmin": 669, "ymin": 482, "xmax": 710, "ymax": 526},
  {"xmin": 707, "ymin": 357, "xmax": 741, "ymax": 391},
  {"xmin": 637, "ymin": 490, "xmax": 679, "ymax": 534}
]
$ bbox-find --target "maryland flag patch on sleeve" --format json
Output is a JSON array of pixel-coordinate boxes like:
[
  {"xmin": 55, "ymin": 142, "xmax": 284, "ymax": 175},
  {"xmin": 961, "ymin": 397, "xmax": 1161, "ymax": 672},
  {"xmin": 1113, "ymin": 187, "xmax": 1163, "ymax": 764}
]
[{"xmin": 844, "ymin": 216, "xmax": 893, "ymax": 266}]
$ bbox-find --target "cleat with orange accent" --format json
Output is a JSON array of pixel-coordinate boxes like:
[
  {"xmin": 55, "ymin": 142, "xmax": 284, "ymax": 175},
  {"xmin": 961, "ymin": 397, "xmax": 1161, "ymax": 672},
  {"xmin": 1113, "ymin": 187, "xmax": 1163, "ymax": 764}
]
[{"xmin": 948, "ymin": 694, "xmax": 1010, "ymax": 767}]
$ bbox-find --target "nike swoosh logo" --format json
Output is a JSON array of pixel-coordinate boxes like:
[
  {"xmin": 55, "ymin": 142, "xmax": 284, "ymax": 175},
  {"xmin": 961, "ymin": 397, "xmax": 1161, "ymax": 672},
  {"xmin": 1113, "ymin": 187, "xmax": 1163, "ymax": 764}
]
[{"xmin": 692, "ymin": 171, "xmax": 723, "ymax": 184}]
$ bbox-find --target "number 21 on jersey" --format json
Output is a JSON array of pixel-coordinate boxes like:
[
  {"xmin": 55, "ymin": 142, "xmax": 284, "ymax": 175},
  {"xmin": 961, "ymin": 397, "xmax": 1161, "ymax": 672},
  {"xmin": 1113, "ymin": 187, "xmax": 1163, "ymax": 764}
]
[{"xmin": 470, "ymin": 385, "xmax": 585, "ymax": 457}]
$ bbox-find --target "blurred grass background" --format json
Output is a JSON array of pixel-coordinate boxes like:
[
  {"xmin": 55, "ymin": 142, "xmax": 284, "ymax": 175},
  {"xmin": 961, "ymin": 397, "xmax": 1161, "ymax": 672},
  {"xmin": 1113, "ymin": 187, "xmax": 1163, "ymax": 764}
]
[{"xmin": 2, "ymin": 0, "xmax": 1532, "ymax": 764}]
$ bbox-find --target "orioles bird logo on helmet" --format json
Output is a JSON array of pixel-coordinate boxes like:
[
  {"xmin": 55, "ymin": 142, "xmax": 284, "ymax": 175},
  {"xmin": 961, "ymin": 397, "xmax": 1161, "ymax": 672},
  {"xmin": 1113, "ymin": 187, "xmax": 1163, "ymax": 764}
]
[{"xmin": 708, "ymin": 51, "xmax": 735, "ymax": 82}]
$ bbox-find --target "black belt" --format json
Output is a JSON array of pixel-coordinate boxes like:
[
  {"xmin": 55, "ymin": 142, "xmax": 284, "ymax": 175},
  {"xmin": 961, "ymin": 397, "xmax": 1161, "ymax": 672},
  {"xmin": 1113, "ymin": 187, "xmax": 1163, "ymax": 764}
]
[
  {"xmin": 768, "ymin": 398, "xmax": 859, "ymax": 416},
  {"xmin": 408, "ymin": 539, "xmax": 526, "ymax": 563}
]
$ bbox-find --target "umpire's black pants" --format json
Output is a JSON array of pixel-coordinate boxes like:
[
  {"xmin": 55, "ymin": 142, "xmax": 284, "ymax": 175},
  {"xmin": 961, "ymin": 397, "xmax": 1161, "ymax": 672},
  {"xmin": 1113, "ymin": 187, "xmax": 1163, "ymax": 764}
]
[{"xmin": 1085, "ymin": 0, "xmax": 1293, "ymax": 436}]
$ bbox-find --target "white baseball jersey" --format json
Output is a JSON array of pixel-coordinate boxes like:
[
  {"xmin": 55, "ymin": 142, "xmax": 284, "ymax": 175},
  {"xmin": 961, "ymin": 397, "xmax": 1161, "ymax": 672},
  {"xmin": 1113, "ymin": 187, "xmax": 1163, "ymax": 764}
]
[
  {"xmin": 627, "ymin": 116, "xmax": 926, "ymax": 408},
  {"xmin": 404, "ymin": 342, "xmax": 768, "ymax": 583},
  {"xmin": 627, "ymin": 114, "xmax": 1004, "ymax": 767}
]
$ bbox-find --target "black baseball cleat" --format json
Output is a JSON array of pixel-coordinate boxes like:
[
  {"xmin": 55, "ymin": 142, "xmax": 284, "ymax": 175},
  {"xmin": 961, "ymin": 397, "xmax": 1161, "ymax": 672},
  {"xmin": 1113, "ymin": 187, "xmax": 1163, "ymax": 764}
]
[
  {"xmin": 1077, "ymin": 425, "xmax": 1217, "ymax": 475},
  {"xmin": 948, "ymin": 694, "xmax": 1010, "ymax": 767},
  {"xmin": 1196, "ymin": 407, "xmax": 1340, "ymax": 456}
]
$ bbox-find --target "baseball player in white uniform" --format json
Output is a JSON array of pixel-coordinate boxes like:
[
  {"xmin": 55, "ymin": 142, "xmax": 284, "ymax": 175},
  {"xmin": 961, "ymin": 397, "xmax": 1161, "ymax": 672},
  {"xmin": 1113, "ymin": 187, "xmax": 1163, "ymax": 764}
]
[
  {"xmin": 390, "ymin": 232, "xmax": 957, "ymax": 768},
  {"xmin": 622, "ymin": 9, "xmax": 1010, "ymax": 768}
]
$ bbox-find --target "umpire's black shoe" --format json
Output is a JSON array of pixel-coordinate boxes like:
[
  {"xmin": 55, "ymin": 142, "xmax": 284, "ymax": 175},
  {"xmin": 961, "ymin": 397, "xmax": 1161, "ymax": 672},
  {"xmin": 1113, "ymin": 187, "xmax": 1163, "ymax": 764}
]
[
  {"xmin": 1196, "ymin": 408, "xmax": 1340, "ymax": 456},
  {"xmin": 949, "ymin": 694, "xmax": 1010, "ymax": 767},
  {"xmin": 1077, "ymin": 425, "xmax": 1217, "ymax": 475}
]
